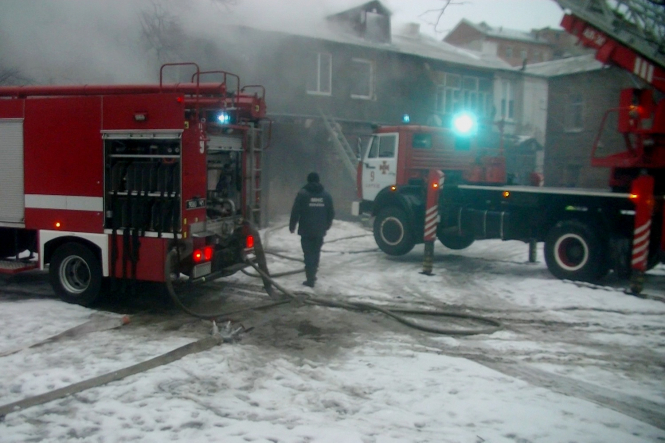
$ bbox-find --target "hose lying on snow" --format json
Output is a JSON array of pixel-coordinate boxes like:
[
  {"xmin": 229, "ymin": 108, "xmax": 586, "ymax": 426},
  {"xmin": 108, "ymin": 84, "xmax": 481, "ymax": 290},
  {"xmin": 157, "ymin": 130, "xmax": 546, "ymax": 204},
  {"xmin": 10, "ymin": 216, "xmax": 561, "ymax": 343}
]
[
  {"xmin": 165, "ymin": 249, "xmax": 291, "ymax": 321},
  {"xmin": 164, "ymin": 233, "xmax": 501, "ymax": 335},
  {"xmin": 244, "ymin": 260, "xmax": 501, "ymax": 336}
]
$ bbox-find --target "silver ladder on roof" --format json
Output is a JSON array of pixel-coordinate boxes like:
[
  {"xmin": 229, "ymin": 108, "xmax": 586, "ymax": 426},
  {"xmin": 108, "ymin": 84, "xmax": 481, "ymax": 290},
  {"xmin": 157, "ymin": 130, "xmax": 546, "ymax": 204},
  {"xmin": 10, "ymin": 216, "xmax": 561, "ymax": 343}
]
[
  {"xmin": 554, "ymin": 0, "xmax": 665, "ymax": 67},
  {"xmin": 319, "ymin": 111, "xmax": 359, "ymax": 181}
]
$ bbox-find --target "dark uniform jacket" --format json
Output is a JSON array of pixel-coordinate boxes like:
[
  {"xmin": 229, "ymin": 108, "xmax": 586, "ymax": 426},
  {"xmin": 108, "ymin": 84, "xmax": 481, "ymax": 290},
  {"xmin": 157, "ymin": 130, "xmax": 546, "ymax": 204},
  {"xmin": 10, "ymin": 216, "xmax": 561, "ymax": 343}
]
[{"xmin": 289, "ymin": 182, "xmax": 335, "ymax": 237}]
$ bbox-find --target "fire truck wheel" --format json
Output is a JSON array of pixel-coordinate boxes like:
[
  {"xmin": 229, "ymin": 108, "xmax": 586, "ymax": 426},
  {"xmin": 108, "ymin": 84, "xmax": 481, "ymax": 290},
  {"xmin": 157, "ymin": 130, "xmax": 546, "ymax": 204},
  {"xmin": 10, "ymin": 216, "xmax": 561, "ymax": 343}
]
[
  {"xmin": 49, "ymin": 243, "xmax": 103, "ymax": 306},
  {"xmin": 374, "ymin": 207, "xmax": 415, "ymax": 256},
  {"xmin": 438, "ymin": 232, "xmax": 475, "ymax": 250},
  {"xmin": 544, "ymin": 220, "xmax": 609, "ymax": 282}
]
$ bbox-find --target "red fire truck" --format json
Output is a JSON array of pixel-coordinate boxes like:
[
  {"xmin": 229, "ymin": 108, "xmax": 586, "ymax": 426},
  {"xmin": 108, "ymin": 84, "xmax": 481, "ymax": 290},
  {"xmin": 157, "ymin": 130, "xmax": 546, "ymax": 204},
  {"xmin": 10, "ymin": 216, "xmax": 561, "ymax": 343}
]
[
  {"xmin": 353, "ymin": 0, "xmax": 664, "ymax": 293},
  {"xmin": 0, "ymin": 63, "xmax": 268, "ymax": 306}
]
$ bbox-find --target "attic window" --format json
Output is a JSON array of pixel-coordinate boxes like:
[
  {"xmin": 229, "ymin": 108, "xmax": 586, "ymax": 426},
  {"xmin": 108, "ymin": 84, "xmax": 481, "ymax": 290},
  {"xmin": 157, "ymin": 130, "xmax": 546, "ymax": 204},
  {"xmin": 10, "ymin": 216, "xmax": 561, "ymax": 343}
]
[{"xmin": 365, "ymin": 11, "xmax": 390, "ymax": 43}]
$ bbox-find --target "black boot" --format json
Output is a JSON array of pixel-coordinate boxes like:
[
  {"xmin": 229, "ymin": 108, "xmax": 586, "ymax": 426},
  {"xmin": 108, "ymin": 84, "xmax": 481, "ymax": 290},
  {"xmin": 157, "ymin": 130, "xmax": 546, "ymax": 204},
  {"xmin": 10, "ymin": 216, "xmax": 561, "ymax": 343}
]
[{"xmin": 303, "ymin": 269, "xmax": 316, "ymax": 287}]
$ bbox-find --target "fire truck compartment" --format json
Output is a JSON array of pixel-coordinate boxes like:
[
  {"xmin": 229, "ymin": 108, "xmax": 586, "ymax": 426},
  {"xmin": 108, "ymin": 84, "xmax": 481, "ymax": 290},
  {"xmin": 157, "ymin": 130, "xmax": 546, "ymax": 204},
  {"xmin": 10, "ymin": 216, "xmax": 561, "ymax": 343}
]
[{"xmin": 0, "ymin": 119, "xmax": 25, "ymax": 226}]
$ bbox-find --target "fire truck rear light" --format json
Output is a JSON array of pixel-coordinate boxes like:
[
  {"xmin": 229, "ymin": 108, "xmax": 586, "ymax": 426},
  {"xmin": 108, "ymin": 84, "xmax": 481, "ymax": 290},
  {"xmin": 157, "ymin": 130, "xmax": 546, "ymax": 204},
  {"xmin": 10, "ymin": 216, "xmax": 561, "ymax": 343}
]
[
  {"xmin": 432, "ymin": 182, "xmax": 438, "ymax": 189},
  {"xmin": 246, "ymin": 235, "xmax": 255, "ymax": 249},
  {"xmin": 629, "ymin": 105, "xmax": 645, "ymax": 119},
  {"xmin": 203, "ymin": 246, "xmax": 213, "ymax": 261},
  {"xmin": 55, "ymin": 222, "xmax": 61, "ymax": 228},
  {"xmin": 629, "ymin": 193, "xmax": 639, "ymax": 200},
  {"xmin": 193, "ymin": 249, "xmax": 203, "ymax": 263}
]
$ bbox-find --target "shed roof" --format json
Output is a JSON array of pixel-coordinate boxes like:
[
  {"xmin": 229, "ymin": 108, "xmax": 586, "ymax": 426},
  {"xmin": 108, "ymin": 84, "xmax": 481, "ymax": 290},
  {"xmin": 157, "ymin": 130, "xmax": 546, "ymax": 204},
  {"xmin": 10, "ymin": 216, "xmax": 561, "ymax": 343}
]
[{"xmin": 524, "ymin": 54, "xmax": 604, "ymax": 77}]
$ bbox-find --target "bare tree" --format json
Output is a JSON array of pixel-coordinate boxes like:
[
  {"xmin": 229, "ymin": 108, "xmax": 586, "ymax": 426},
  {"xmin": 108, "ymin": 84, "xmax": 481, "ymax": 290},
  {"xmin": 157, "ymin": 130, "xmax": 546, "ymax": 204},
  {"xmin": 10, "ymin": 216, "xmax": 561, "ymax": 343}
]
[
  {"xmin": 0, "ymin": 67, "xmax": 30, "ymax": 86},
  {"xmin": 139, "ymin": 0, "xmax": 239, "ymax": 68},
  {"xmin": 419, "ymin": 0, "xmax": 470, "ymax": 34},
  {"xmin": 139, "ymin": 1, "xmax": 187, "ymax": 63}
]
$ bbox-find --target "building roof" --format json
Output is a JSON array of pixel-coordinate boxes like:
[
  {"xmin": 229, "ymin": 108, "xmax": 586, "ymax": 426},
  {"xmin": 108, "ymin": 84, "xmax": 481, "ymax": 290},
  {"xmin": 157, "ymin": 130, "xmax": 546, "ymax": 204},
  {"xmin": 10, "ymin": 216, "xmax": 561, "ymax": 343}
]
[
  {"xmin": 523, "ymin": 54, "xmax": 604, "ymax": 77},
  {"xmin": 327, "ymin": 0, "xmax": 392, "ymax": 19},
  {"xmin": 452, "ymin": 19, "xmax": 551, "ymax": 45},
  {"xmin": 194, "ymin": 0, "xmax": 514, "ymax": 72},
  {"xmin": 391, "ymin": 28, "xmax": 512, "ymax": 70}
]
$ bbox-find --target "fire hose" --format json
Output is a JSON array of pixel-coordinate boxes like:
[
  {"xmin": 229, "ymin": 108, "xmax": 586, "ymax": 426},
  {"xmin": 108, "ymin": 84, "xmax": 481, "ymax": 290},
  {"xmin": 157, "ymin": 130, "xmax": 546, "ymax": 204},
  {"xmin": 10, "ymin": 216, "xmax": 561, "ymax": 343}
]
[
  {"xmin": 0, "ymin": 234, "xmax": 501, "ymax": 419},
  {"xmin": 164, "ymin": 235, "xmax": 502, "ymax": 336}
]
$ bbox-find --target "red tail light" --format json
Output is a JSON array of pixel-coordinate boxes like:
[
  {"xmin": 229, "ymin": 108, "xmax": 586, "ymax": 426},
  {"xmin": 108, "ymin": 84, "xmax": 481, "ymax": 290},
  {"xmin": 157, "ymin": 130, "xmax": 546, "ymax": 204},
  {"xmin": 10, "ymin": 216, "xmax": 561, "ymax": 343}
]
[
  {"xmin": 203, "ymin": 246, "xmax": 213, "ymax": 261},
  {"xmin": 193, "ymin": 247, "xmax": 214, "ymax": 263},
  {"xmin": 246, "ymin": 235, "xmax": 255, "ymax": 249}
]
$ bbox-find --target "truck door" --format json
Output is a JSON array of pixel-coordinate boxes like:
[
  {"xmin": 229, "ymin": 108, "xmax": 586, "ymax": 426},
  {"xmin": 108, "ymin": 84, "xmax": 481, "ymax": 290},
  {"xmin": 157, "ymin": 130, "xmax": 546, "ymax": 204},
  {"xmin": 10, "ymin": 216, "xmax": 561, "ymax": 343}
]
[{"xmin": 362, "ymin": 133, "xmax": 398, "ymax": 201}]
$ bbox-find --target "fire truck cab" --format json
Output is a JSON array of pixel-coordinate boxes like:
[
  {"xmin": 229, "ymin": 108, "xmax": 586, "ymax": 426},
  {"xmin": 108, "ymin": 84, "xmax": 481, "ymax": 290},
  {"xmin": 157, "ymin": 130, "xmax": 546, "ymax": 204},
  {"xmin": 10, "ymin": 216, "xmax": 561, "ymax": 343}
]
[{"xmin": 355, "ymin": 121, "xmax": 506, "ymax": 216}]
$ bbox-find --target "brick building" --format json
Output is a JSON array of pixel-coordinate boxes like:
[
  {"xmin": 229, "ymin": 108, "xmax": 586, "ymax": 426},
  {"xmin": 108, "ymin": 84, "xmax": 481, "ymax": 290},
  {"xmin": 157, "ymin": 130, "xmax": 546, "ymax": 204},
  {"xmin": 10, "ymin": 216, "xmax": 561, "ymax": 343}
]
[
  {"xmin": 525, "ymin": 55, "xmax": 642, "ymax": 189},
  {"xmin": 443, "ymin": 19, "xmax": 554, "ymax": 67}
]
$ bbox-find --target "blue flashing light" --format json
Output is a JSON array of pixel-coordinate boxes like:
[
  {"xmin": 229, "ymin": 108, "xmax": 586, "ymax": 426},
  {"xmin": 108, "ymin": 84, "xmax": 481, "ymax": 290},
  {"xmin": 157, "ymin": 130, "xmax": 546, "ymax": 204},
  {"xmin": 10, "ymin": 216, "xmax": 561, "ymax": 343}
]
[
  {"xmin": 217, "ymin": 112, "xmax": 231, "ymax": 124},
  {"xmin": 402, "ymin": 114, "xmax": 410, "ymax": 123},
  {"xmin": 452, "ymin": 112, "xmax": 476, "ymax": 135}
]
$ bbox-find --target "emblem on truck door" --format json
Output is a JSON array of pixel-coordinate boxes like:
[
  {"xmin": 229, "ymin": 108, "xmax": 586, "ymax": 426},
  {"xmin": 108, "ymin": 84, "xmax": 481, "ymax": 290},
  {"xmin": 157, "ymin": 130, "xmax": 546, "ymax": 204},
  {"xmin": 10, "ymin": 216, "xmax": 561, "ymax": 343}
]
[{"xmin": 380, "ymin": 161, "xmax": 390, "ymax": 174}]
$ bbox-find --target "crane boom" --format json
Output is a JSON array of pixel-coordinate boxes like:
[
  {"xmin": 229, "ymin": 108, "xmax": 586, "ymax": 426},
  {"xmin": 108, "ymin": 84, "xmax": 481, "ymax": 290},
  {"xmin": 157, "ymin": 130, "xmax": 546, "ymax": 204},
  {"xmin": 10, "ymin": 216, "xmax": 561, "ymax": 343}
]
[{"xmin": 555, "ymin": 0, "xmax": 665, "ymax": 92}]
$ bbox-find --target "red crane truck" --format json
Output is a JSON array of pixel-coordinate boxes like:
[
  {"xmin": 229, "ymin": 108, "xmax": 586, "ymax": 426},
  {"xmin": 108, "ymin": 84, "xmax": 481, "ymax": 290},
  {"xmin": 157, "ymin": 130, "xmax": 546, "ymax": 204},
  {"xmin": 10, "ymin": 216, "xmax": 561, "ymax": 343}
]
[
  {"xmin": 353, "ymin": 0, "xmax": 664, "ymax": 294},
  {"xmin": 0, "ymin": 63, "xmax": 268, "ymax": 306}
]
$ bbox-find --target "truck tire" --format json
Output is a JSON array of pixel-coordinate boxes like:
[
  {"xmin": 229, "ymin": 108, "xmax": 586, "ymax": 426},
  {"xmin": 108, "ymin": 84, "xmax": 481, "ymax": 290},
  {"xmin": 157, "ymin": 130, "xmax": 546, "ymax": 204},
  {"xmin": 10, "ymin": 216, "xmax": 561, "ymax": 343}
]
[
  {"xmin": 374, "ymin": 207, "xmax": 415, "ymax": 256},
  {"xmin": 544, "ymin": 220, "xmax": 609, "ymax": 282},
  {"xmin": 438, "ymin": 232, "xmax": 475, "ymax": 250},
  {"xmin": 49, "ymin": 243, "xmax": 103, "ymax": 306}
]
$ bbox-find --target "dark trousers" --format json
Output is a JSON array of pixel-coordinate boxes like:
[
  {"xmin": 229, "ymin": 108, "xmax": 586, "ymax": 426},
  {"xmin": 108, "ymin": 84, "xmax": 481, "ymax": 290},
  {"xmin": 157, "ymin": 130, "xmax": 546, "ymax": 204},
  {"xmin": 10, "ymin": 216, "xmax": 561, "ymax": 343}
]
[{"xmin": 301, "ymin": 236, "xmax": 323, "ymax": 283}]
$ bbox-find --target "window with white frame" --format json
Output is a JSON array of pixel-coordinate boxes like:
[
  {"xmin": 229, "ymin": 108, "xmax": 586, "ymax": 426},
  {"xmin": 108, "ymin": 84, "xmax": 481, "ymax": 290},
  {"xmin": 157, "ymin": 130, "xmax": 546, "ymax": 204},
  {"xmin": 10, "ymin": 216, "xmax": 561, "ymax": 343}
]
[
  {"xmin": 565, "ymin": 93, "xmax": 584, "ymax": 131},
  {"xmin": 437, "ymin": 73, "xmax": 461, "ymax": 115},
  {"xmin": 500, "ymin": 80, "xmax": 515, "ymax": 120},
  {"xmin": 477, "ymin": 78, "xmax": 493, "ymax": 117},
  {"xmin": 350, "ymin": 58, "xmax": 374, "ymax": 99},
  {"xmin": 435, "ymin": 73, "xmax": 493, "ymax": 118},
  {"xmin": 306, "ymin": 52, "xmax": 332, "ymax": 95}
]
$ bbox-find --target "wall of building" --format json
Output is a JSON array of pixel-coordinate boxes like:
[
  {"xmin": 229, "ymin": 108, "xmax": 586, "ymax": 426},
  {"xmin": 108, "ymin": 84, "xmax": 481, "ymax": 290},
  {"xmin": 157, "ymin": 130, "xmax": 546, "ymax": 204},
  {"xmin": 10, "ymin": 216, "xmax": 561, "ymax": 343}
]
[
  {"xmin": 443, "ymin": 22, "xmax": 482, "ymax": 47},
  {"xmin": 202, "ymin": 25, "xmax": 505, "ymax": 222},
  {"xmin": 544, "ymin": 67, "xmax": 633, "ymax": 188},
  {"xmin": 519, "ymin": 75, "xmax": 548, "ymax": 146}
]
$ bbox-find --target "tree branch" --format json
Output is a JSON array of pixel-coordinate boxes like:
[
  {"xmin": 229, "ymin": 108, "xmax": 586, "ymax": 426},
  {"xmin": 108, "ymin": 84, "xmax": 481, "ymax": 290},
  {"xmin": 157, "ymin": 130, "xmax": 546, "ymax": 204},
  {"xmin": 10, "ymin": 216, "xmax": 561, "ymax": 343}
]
[{"xmin": 419, "ymin": 0, "xmax": 471, "ymax": 34}]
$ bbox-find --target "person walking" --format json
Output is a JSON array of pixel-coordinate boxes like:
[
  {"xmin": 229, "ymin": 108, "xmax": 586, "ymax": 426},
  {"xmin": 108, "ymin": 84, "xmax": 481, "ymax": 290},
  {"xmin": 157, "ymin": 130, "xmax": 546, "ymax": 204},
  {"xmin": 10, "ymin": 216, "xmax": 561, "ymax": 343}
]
[{"xmin": 289, "ymin": 172, "xmax": 335, "ymax": 287}]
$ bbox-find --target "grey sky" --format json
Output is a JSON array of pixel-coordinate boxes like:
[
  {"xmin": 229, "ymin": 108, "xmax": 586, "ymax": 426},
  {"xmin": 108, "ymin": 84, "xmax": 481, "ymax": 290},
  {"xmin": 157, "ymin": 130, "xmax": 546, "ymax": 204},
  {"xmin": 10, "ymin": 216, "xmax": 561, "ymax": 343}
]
[
  {"xmin": 386, "ymin": 0, "xmax": 565, "ymax": 37},
  {"xmin": 0, "ymin": 0, "xmax": 566, "ymax": 84}
]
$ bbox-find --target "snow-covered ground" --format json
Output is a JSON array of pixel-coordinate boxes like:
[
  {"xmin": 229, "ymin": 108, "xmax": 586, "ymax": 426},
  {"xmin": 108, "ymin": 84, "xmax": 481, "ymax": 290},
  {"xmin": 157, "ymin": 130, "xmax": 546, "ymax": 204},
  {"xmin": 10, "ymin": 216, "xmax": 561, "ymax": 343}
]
[{"xmin": 1, "ymin": 219, "xmax": 664, "ymax": 443}]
